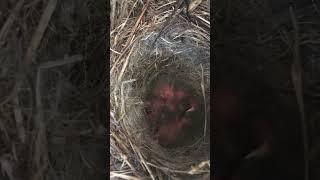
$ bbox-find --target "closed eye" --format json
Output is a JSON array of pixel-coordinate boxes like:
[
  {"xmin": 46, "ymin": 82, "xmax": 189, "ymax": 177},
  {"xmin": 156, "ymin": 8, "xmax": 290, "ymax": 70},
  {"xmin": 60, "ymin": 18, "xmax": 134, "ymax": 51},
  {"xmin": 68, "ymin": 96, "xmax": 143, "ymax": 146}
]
[{"xmin": 145, "ymin": 107, "xmax": 152, "ymax": 114}]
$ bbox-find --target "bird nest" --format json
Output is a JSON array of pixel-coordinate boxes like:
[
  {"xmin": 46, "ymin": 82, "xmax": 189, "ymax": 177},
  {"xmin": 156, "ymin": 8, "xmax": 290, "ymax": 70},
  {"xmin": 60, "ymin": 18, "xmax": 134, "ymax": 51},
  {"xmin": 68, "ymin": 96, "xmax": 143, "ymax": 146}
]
[{"xmin": 110, "ymin": 1, "xmax": 210, "ymax": 179}]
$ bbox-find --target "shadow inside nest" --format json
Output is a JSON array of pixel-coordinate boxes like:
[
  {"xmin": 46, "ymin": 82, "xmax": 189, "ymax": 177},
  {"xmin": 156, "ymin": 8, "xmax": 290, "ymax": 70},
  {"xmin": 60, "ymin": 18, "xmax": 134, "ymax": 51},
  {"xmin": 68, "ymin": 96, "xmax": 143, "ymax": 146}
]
[{"xmin": 143, "ymin": 76, "xmax": 206, "ymax": 148}]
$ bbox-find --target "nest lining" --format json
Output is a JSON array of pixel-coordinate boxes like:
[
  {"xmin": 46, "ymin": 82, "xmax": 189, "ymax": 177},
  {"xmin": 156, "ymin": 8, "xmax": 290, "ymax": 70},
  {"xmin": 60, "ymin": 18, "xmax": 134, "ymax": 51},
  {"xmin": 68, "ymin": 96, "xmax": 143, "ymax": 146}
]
[{"xmin": 110, "ymin": 17, "xmax": 210, "ymax": 179}]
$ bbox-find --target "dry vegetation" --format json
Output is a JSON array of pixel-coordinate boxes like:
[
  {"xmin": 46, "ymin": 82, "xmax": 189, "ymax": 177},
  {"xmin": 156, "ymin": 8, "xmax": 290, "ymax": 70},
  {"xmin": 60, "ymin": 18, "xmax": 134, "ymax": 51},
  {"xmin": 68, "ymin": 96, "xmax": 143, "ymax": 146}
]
[
  {"xmin": 215, "ymin": 0, "xmax": 320, "ymax": 179},
  {"xmin": 0, "ymin": 0, "xmax": 106, "ymax": 180},
  {"xmin": 110, "ymin": 0, "xmax": 210, "ymax": 179},
  {"xmin": 1, "ymin": 0, "xmax": 319, "ymax": 179}
]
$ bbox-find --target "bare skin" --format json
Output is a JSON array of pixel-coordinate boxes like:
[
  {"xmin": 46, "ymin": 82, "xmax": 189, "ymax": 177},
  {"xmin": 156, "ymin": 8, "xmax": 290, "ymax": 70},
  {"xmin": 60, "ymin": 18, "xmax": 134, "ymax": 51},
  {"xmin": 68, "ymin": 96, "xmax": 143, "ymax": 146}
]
[{"xmin": 144, "ymin": 82, "xmax": 199, "ymax": 147}]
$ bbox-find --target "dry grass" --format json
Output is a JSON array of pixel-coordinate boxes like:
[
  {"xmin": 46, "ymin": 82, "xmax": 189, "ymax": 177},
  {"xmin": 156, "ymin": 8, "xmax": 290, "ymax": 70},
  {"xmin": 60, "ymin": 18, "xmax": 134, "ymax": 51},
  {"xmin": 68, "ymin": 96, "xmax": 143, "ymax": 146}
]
[
  {"xmin": 0, "ymin": 0, "xmax": 106, "ymax": 180},
  {"xmin": 110, "ymin": 0, "xmax": 210, "ymax": 179},
  {"xmin": 216, "ymin": 0, "xmax": 320, "ymax": 179}
]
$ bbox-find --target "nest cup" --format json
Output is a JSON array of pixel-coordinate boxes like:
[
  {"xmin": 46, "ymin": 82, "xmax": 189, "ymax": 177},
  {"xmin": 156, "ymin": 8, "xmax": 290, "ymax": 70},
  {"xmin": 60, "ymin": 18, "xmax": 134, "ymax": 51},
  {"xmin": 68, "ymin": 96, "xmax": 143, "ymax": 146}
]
[{"xmin": 110, "ymin": 19, "xmax": 210, "ymax": 178}]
